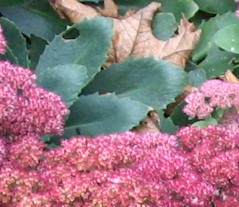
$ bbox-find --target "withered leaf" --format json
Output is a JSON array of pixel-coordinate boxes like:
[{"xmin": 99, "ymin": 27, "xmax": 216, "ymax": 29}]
[
  {"xmin": 132, "ymin": 110, "xmax": 160, "ymax": 133},
  {"xmin": 96, "ymin": 0, "xmax": 118, "ymax": 18},
  {"xmin": 49, "ymin": 0, "xmax": 201, "ymax": 68},
  {"xmin": 111, "ymin": 3, "xmax": 201, "ymax": 68},
  {"xmin": 220, "ymin": 70, "xmax": 239, "ymax": 83},
  {"xmin": 49, "ymin": 0, "xmax": 98, "ymax": 22}
]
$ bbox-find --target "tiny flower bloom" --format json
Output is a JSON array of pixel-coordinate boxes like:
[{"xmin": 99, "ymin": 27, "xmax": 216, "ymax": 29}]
[
  {"xmin": 0, "ymin": 25, "xmax": 7, "ymax": 54},
  {"xmin": 183, "ymin": 79, "xmax": 239, "ymax": 120}
]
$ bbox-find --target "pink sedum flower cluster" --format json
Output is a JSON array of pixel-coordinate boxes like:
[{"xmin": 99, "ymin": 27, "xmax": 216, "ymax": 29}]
[
  {"xmin": 183, "ymin": 79, "xmax": 239, "ymax": 133},
  {"xmin": 1, "ymin": 127, "xmax": 239, "ymax": 206},
  {"xmin": 0, "ymin": 61, "xmax": 69, "ymax": 137},
  {"xmin": 184, "ymin": 79, "xmax": 239, "ymax": 119},
  {"xmin": 177, "ymin": 125, "xmax": 239, "ymax": 205},
  {"xmin": 0, "ymin": 25, "xmax": 7, "ymax": 54},
  {"xmin": 0, "ymin": 132, "xmax": 211, "ymax": 206}
]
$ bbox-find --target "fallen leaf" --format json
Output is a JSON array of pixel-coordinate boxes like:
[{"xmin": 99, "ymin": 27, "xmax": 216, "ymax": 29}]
[
  {"xmin": 96, "ymin": 0, "xmax": 118, "ymax": 18},
  {"xmin": 49, "ymin": 0, "xmax": 201, "ymax": 68},
  {"xmin": 48, "ymin": 0, "xmax": 98, "ymax": 22},
  {"xmin": 132, "ymin": 110, "xmax": 160, "ymax": 133},
  {"xmin": 112, "ymin": 4, "xmax": 201, "ymax": 68},
  {"xmin": 220, "ymin": 70, "xmax": 239, "ymax": 83}
]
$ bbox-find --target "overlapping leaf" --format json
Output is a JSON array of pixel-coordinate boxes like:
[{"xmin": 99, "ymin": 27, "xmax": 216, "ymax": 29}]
[
  {"xmin": 83, "ymin": 57, "xmax": 188, "ymax": 110},
  {"xmin": 37, "ymin": 64, "xmax": 88, "ymax": 107},
  {"xmin": 0, "ymin": 1, "xmax": 67, "ymax": 41},
  {"xmin": 66, "ymin": 93, "xmax": 149, "ymax": 136},
  {"xmin": 36, "ymin": 17, "xmax": 113, "ymax": 80},
  {"xmin": 0, "ymin": 17, "xmax": 29, "ymax": 67}
]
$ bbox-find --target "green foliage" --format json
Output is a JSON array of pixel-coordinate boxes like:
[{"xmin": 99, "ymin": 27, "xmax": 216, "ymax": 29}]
[
  {"xmin": 156, "ymin": 0, "xmax": 199, "ymax": 22},
  {"xmin": 198, "ymin": 44, "xmax": 239, "ymax": 78},
  {"xmin": 0, "ymin": 17, "xmax": 29, "ymax": 67},
  {"xmin": 214, "ymin": 24, "xmax": 239, "ymax": 54},
  {"xmin": 0, "ymin": 0, "xmax": 31, "ymax": 6},
  {"xmin": 192, "ymin": 12, "xmax": 239, "ymax": 62},
  {"xmin": 194, "ymin": 0, "xmax": 237, "ymax": 14},
  {"xmin": 66, "ymin": 93, "xmax": 149, "ymax": 136},
  {"xmin": 28, "ymin": 35, "xmax": 47, "ymax": 70},
  {"xmin": 192, "ymin": 116, "xmax": 218, "ymax": 128},
  {"xmin": 84, "ymin": 57, "xmax": 188, "ymax": 111},
  {"xmin": 37, "ymin": 64, "xmax": 88, "ymax": 107},
  {"xmin": 116, "ymin": 0, "xmax": 198, "ymax": 21},
  {"xmin": 152, "ymin": 13, "xmax": 177, "ymax": 40},
  {"xmin": 36, "ymin": 17, "xmax": 113, "ymax": 80},
  {"xmin": 188, "ymin": 67, "xmax": 207, "ymax": 87},
  {"xmin": 0, "ymin": 1, "xmax": 67, "ymax": 41}
]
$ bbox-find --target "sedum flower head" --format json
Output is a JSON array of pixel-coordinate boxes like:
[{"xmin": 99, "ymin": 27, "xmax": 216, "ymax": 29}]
[
  {"xmin": 183, "ymin": 79, "xmax": 239, "ymax": 119},
  {"xmin": 0, "ymin": 61, "xmax": 69, "ymax": 137},
  {"xmin": 0, "ymin": 25, "xmax": 7, "ymax": 54},
  {"xmin": 177, "ymin": 125, "xmax": 239, "ymax": 202},
  {"xmin": 2, "ymin": 129, "xmax": 239, "ymax": 206},
  {"xmin": 37, "ymin": 132, "xmax": 216, "ymax": 206}
]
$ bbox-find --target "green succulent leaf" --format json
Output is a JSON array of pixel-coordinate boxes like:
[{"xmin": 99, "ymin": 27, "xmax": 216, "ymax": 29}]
[
  {"xmin": 37, "ymin": 64, "xmax": 88, "ymax": 107},
  {"xmin": 192, "ymin": 116, "xmax": 218, "ymax": 128},
  {"xmin": 214, "ymin": 24, "xmax": 239, "ymax": 54},
  {"xmin": 152, "ymin": 13, "xmax": 177, "ymax": 40},
  {"xmin": 115, "ymin": 0, "xmax": 198, "ymax": 21},
  {"xmin": 0, "ymin": 17, "xmax": 29, "ymax": 67},
  {"xmin": 188, "ymin": 67, "xmax": 207, "ymax": 87},
  {"xmin": 192, "ymin": 12, "xmax": 239, "ymax": 62},
  {"xmin": 0, "ymin": 1, "xmax": 67, "ymax": 41},
  {"xmin": 83, "ymin": 57, "xmax": 188, "ymax": 111},
  {"xmin": 156, "ymin": 0, "xmax": 199, "ymax": 22},
  {"xmin": 66, "ymin": 93, "xmax": 149, "ymax": 136},
  {"xmin": 36, "ymin": 17, "xmax": 113, "ymax": 81},
  {"xmin": 0, "ymin": 0, "xmax": 31, "ymax": 6},
  {"xmin": 158, "ymin": 110, "xmax": 178, "ymax": 134},
  {"xmin": 28, "ymin": 35, "xmax": 47, "ymax": 70},
  {"xmin": 193, "ymin": 0, "xmax": 237, "ymax": 14},
  {"xmin": 198, "ymin": 44, "xmax": 239, "ymax": 78}
]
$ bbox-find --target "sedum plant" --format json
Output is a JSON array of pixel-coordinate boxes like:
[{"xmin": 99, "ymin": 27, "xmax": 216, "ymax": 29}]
[{"xmin": 1, "ymin": 1, "xmax": 239, "ymax": 207}]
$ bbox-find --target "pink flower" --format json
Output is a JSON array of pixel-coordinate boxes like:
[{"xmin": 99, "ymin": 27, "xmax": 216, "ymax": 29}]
[
  {"xmin": 0, "ymin": 162, "xmax": 42, "ymax": 205},
  {"xmin": 8, "ymin": 135, "xmax": 45, "ymax": 169},
  {"xmin": 177, "ymin": 125, "xmax": 239, "ymax": 191},
  {"xmin": 0, "ymin": 61, "xmax": 69, "ymax": 137},
  {"xmin": 0, "ymin": 137, "xmax": 7, "ymax": 163},
  {"xmin": 183, "ymin": 79, "xmax": 239, "ymax": 119},
  {"xmin": 1, "ymin": 130, "xmax": 239, "ymax": 206},
  {"xmin": 183, "ymin": 91, "xmax": 213, "ymax": 119},
  {"xmin": 37, "ymin": 132, "xmax": 216, "ymax": 206},
  {"xmin": 0, "ymin": 25, "xmax": 7, "ymax": 54}
]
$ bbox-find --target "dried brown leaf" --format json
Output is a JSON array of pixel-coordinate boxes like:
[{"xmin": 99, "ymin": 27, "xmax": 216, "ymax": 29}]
[
  {"xmin": 49, "ymin": 0, "xmax": 98, "ymax": 22},
  {"xmin": 220, "ymin": 70, "xmax": 239, "ymax": 83},
  {"xmin": 49, "ymin": 0, "xmax": 201, "ymax": 68},
  {"xmin": 110, "ymin": 3, "xmax": 201, "ymax": 68},
  {"xmin": 132, "ymin": 110, "xmax": 160, "ymax": 133},
  {"xmin": 97, "ymin": 0, "xmax": 119, "ymax": 18}
]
